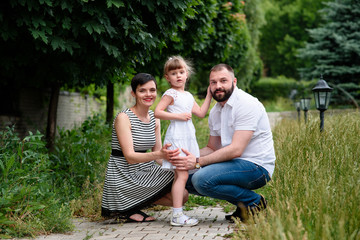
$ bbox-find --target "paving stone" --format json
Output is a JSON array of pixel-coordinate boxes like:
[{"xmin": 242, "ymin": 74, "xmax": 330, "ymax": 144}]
[{"xmin": 16, "ymin": 206, "xmax": 239, "ymax": 240}]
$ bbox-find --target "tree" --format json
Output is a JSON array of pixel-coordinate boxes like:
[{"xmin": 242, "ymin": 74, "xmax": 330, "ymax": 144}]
[
  {"xmin": 298, "ymin": 0, "xmax": 360, "ymax": 85},
  {"xmin": 0, "ymin": 0, "xmax": 198, "ymax": 149},
  {"xmin": 150, "ymin": 0, "xmax": 265, "ymax": 94},
  {"xmin": 259, "ymin": 0, "xmax": 329, "ymax": 79}
]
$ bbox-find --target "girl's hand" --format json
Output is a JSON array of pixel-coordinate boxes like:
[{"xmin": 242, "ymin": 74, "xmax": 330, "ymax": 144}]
[
  {"xmin": 178, "ymin": 112, "xmax": 192, "ymax": 121},
  {"xmin": 206, "ymin": 86, "xmax": 212, "ymax": 99}
]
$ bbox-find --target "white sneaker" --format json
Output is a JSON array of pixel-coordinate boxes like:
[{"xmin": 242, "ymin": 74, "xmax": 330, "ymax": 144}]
[{"xmin": 170, "ymin": 212, "xmax": 199, "ymax": 226}]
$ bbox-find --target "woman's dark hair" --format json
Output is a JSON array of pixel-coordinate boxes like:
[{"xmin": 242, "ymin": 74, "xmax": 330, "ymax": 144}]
[{"xmin": 131, "ymin": 73, "xmax": 157, "ymax": 92}]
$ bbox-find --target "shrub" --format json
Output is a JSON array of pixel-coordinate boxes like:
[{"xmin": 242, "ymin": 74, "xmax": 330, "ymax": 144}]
[
  {"xmin": 251, "ymin": 76, "xmax": 317, "ymax": 102},
  {"xmin": 0, "ymin": 127, "xmax": 72, "ymax": 238},
  {"xmin": 0, "ymin": 114, "xmax": 111, "ymax": 238},
  {"xmin": 50, "ymin": 114, "xmax": 111, "ymax": 201}
]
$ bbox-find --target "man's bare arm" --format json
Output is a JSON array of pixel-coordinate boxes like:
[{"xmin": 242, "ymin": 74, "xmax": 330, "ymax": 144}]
[{"xmin": 199, "ymin": 135, "xmax": 221, "ymax": 156}]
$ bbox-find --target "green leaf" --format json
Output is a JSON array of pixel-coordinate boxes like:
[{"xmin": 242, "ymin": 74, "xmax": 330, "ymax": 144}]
[
  {"xmin": 50, "ymin": 37, "xmax": 65, "ymax": 51},
  {"xmin": 61, "ymin": 1, "xmax": 73, "ymax": 12},
  {"xmin": 83, "ymin": 22, "xmax": 93, "ymax": 34},
  {"xmin": 39, "ymin": 0, "xmax": 53, "ymax": 7},
  {"xmin": 29, "ymin": 29, "xmax": 48, "ymax": 44},
  {"xmin": 92, "ymin": 24, "xmax": 105, "ymax": 35},
  {"xmin": 106, "ymin": 0, "xmax": 125, "ymax": 8},
  {"xmin": 62, "ymin": 17, "xmax": 71, "ymax": 30}
]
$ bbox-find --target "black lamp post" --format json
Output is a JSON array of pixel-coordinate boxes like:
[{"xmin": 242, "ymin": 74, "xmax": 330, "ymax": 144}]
[
  {"xmin": 300, "ymin": 98, "xmax": 311, "ymax": 123},
  {"xmin": 295, "ymin": 101, "xmax": 301, "ymax": 121},
  {"xmin": 312, "ymin": 76, "xmax": 333, "ymax": 131}
]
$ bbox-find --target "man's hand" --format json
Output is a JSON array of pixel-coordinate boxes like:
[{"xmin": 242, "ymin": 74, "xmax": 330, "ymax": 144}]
[{"xmin": 169, "ymin": 148, "xmax": 196, "ymax": 170}]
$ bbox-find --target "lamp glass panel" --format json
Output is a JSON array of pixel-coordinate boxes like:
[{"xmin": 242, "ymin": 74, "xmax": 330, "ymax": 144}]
[
  {"xmin": 325, "ymin": 92, "xmax": 332, "ymax": 109},
  {"xmin": 300, "ymin": 98, "xmax": 311, "ymax": 110},
  {"xmin": 314, "ymin": 92, "xmax": 319, "ymax": 109},
  {"xmin": 319, "ymin": 92, "xmax": 327, "ymax": 108},
  {"xmin": 300, "ymin": 99, "xmax": 305, "ymax": 110}
]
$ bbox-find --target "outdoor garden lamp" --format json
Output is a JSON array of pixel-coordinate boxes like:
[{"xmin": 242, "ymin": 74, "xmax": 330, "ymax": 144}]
[
  {"xmin": 295, "ymin": 101, "xmax": 301, "ymax": 121},
  {"xmin": 300, "ymin": 98, "xmax": 311, "ymax": 123},
  {"xmin": 312, "ymin": 76, "xmax": 333, "ymax": 131}
]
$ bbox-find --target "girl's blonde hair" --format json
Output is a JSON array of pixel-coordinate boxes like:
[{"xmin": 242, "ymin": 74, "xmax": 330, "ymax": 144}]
[{"xmin": 163, "ymin": 56, "xmax": 194, "ymax": 78}]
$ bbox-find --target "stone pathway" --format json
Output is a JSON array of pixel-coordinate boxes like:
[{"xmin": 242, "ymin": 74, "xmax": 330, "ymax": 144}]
[{"xmin": 19, "ymin": 206, "xmax": 243, "ymax": 240}]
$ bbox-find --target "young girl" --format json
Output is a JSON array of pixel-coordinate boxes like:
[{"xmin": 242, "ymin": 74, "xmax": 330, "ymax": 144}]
[{"xmin": 155, "ymin": 56, "xmax": 212, "ymax": 226}]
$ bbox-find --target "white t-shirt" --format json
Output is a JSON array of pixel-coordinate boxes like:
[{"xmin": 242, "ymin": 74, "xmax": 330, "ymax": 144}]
[{"xmin": 208, "ymin": 87, "xmax": 276, "ymax": 177}]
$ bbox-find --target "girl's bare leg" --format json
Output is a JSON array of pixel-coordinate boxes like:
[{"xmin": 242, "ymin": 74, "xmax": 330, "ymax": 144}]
[{"xmin": 172, "ymin": 169, "xmax": 189, "ymax": 208}]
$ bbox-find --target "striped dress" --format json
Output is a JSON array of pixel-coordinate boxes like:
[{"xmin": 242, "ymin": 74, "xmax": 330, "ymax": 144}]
[{"xmin": 101, "ymin": 109, "xmax": 174, "ymax": 217}]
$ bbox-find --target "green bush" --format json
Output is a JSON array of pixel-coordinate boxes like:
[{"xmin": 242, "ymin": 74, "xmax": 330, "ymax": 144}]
[
  {"xmin": 50, "ymin": 114, "xmax": 111, "ymax": 201},
  {"xmin": 0, "ymin": 127, "xmax": 72, "ymax": 238},
  {"xmin": 0, "ymin": 114, "xmax": 111, "ymax": 238},
  {"xmin": 251, "ymin": 76, "xmax": 317, "ymax": 101}
]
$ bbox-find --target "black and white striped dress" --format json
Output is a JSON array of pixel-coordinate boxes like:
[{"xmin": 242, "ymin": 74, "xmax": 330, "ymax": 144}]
[{"xmin": 101, "ymin": 109, "xmax": 174, "ymax": 217}]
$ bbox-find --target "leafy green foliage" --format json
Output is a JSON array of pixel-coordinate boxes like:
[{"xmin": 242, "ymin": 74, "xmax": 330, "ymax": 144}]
[
  {"xmin": 185, "ymin": 0, "xmax": 263, "ymax": 93},
  {"xmin": 51, "ymin": 114, "xmax": 111, "ymax": 200},
  {"xmin": 259, "ymin": 0, "xmax": 329, "ymax": 78},
  {"xmin": 0, "ymin": 0, "xmax": 200, "ymax": 89},
  {"xmin": 139, "ymin": 0, "xmax": 265, "ymax": 94},
  {"xmin": 0, "ymin": 114, "xmax": 111, "ymax": 238},
  {"xmin": 251, "ymin": 76, "xmax": 317, "ymax": 101},
  {"xmin": 298, "ymin": 0, "xmax": 360, "ymax": 85},
  {"xmin": 0, "ymin": 127, "xmax": 72, "ymax": 238}
]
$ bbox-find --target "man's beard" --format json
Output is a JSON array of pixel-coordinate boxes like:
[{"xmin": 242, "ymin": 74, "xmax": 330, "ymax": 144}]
[{"xmin": 211, "ymin": 83, "xmax": 234, "ymax": 102}]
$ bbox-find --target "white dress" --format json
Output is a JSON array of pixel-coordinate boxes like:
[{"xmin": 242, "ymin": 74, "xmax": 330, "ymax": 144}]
[{"xmin": 162, "ymin": 89, "xmax": 200, "ymax": 173}]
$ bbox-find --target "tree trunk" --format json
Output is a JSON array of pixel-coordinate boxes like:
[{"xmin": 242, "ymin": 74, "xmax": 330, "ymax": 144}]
[
  {"xmin": 46, "ymin": 83, "xmax": 60, "ymax": 151},
  {"xmin": 106, "ymin": 82, "xmax": 114, "ymax": 124}
]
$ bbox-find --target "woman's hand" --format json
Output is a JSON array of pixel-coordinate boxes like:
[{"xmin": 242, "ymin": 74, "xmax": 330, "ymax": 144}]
[
  {"xmin": 169, "ymin": 148, "xmax": 196, "ymax": 170},
  {"xmin": 161, "ymin": 143, "xmax": 180, "ymax": 160}
]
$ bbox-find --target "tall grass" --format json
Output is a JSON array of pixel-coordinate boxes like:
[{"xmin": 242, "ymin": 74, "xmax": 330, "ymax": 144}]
[{"xmin": 234, "ymin": 112, "xmax": 360, "ymax": 240}]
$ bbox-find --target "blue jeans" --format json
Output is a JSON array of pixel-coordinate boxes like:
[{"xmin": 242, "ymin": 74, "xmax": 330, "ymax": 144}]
[{"xmin": 186, "ymin": 158, "xmax": 271, "ymax": 207}]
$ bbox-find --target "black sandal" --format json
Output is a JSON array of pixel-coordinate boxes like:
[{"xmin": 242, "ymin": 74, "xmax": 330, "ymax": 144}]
[{"xmin": 118, "ymin": 210, "xmax": 155, "ymax": 223}]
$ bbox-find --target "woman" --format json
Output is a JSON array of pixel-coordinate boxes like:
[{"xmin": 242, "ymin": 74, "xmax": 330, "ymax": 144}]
[{"xmin": 101, "ymin": 73, "xmax": 186, "ymax": 222}]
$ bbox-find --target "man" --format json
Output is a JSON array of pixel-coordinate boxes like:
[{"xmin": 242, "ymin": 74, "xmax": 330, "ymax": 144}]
[{"xmin": 170, "ymin": 64, "xmax": 276, "ymax": 222}]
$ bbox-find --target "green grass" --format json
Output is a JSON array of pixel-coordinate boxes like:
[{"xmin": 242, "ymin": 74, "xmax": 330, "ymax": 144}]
[
  {"xmin": 233, "ymin": 112, "xmax": 360, "ymax": 239},
  {"xmin": 262, "ymin": 97, "xmax": 297, "ymax": 112}
]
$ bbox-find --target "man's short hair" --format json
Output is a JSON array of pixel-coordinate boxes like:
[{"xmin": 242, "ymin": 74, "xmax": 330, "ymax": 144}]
[{"xmin": 210, "ymin": 64, "xmax": 234, "ymax": 78}]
